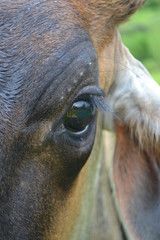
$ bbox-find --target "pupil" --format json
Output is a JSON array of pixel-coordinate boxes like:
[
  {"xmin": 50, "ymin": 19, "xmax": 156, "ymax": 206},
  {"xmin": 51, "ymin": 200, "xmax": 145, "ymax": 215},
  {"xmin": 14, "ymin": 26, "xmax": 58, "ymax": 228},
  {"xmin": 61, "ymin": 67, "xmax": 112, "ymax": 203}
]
[{"xmin": 64, "ymin": 99, "xmax": 95, "ymax": 132}]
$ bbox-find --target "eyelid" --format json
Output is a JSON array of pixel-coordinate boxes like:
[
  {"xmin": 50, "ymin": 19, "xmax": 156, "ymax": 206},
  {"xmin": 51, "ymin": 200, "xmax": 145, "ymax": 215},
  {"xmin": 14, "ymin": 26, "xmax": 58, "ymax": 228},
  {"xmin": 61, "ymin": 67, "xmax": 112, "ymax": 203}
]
[{"xmin": 66, "ymin": 125, "xmax": 89, "ymax": 136}]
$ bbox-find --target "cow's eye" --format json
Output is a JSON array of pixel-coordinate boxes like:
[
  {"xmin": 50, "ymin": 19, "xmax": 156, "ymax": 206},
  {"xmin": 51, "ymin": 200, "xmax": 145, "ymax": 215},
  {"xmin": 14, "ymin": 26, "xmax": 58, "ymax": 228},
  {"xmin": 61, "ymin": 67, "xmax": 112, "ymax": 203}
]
[{"xmin": 64, "ymin": 99, "xmax": 96, "ymax": 132}]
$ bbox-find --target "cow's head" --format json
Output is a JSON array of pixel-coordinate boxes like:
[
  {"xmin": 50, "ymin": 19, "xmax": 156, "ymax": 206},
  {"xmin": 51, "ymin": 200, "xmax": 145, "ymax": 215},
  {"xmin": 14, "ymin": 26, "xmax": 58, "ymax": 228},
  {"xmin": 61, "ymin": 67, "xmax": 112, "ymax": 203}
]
[{"xmin": 1, "ymin": 1, "xmax": 160, "ymax": 240}]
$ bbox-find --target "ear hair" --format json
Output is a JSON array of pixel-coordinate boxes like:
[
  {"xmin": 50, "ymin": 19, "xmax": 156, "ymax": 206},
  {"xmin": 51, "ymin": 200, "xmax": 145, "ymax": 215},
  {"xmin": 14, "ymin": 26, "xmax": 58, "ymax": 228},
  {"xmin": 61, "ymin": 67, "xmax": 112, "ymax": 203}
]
[{"xmin": 103, "ymin": 36, "xmax": 160, "ymax": 159}]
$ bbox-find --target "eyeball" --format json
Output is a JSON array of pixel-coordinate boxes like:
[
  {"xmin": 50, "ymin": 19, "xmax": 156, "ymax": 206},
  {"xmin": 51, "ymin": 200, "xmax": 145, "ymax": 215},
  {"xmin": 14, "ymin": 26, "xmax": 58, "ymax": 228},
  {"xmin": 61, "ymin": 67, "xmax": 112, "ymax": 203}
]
[{"xmin": 64, "ymin": 99, "xmax": 96, "ymax": 132}]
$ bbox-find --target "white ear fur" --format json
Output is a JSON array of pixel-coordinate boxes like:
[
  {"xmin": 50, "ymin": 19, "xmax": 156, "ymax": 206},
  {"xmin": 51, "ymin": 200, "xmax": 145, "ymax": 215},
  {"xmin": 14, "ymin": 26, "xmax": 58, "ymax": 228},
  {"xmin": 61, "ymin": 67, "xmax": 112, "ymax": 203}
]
[{"xmin": 103, "ymin": 32, "xmax": 160, "ymax": 155}]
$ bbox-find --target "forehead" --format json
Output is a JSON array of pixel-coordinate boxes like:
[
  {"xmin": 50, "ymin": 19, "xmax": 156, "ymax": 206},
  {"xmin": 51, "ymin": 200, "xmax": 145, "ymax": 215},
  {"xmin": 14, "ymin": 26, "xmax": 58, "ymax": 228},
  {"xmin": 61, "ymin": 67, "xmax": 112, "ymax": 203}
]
[
  {"xmin": 0, "ymin": 1, "xmax": 84, "ymax": 80},
  {"xmin": 0, "ymin": 1, "xmax": 100, "ymax": 139},
  {"xmin": 0, "ymin": 0, "xmax": 145, "ymax": 102},
  {"xmin": 0, "ymin": 1, "xmax": 93, "ymax": 95}
]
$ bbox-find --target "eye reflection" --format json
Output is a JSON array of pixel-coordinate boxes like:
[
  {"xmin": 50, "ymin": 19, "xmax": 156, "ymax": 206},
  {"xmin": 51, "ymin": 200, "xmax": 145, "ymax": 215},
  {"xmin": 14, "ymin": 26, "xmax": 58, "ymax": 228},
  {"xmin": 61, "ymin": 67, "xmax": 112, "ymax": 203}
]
[{"xmin": 64, "ymin": 99, "xmax": 96, "ymax": 132}]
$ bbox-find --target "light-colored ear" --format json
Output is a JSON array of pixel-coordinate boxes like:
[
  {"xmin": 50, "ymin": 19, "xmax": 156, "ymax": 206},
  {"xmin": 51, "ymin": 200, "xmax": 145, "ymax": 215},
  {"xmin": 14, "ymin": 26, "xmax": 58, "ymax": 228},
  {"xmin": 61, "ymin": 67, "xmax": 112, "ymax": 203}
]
[
  {"xmin": 104, "ymin": 31, "xmax": 160, "ymax": 156},
  {"xmin": 103, "ymin": 31, "xmax": 160, "ymax": 240}
]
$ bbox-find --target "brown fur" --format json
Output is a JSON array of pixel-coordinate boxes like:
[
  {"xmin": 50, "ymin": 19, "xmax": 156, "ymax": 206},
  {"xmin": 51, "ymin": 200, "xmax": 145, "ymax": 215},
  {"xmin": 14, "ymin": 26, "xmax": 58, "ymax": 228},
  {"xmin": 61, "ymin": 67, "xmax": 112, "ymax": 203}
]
[{"xmin": 70, "ymin": 0, "xmax": 145, "ymax": 50}]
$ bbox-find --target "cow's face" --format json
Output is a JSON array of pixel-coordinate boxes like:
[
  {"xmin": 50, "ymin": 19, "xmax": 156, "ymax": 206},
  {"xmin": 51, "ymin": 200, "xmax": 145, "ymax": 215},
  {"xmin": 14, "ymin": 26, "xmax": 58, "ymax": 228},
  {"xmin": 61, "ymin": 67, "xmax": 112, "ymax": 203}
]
[
  {"xmin": 0, "ymin": 0, "xmax": 146, "ymax": 239},
  {"xmin": 0, "ymin": 1, "xmax": 101, "ymax": 238}
]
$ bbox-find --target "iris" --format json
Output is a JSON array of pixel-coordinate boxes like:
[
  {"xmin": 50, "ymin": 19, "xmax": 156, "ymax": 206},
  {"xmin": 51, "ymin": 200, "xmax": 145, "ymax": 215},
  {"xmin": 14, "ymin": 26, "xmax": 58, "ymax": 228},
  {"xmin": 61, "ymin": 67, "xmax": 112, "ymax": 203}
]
[{"xmin": 64, "ymin": 99, "xmax": 95, "ymax": 132}]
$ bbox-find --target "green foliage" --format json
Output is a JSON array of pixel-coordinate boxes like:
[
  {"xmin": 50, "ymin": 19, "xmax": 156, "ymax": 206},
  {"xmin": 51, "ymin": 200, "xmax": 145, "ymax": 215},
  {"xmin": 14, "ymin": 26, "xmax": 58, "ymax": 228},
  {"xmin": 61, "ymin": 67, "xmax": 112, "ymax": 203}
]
[
  {"xmin": 145, "ymin": 0, "xmax": 160, "ymax": 9},
  {"xmin": 120, "ymin": 1, "xmax": 160, "ymax": 84}
]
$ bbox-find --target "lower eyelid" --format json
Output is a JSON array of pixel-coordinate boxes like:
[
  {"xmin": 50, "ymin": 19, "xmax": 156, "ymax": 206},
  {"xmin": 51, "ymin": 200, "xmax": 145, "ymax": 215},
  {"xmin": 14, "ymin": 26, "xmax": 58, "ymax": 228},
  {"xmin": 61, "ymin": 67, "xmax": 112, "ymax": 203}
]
[
  {"xmin": 57, "ymin": 126, "xmax": 92, "ymax": 148},
  {"xmin": 65, "ymin": 125, "xmax": 89, "ymax": 136}
]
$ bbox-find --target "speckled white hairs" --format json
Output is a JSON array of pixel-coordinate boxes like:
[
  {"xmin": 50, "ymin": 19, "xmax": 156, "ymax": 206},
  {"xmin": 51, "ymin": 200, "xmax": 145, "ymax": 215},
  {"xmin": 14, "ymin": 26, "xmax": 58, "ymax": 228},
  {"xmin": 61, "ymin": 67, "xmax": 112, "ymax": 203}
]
[{"xmin": 103, "ymin": 32, "xmax": 160, "ymax": 155}]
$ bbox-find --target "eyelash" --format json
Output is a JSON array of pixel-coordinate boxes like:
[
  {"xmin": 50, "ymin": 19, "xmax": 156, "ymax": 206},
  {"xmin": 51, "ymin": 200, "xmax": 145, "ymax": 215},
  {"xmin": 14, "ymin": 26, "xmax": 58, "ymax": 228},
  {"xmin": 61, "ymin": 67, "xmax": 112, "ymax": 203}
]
[
  {"xmin": 90, "ymin": 95, "xmax": 111, "ymax": 112},
  {"xmin": 91, "ymin": 95, "xmax": 120, "ymax": 121}
]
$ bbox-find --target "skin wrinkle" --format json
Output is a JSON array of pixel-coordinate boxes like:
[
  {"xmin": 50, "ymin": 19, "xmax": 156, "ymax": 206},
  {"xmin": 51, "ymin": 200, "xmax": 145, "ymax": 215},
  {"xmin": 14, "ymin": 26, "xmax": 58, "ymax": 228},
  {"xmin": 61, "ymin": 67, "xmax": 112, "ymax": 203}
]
[
  {"xmin": 26, "ymin": 40, "xmax": 96, "ymax": 124},
  {"xmin": 0, "ymin": 2, "xmax": 90, "ymax": 140}
]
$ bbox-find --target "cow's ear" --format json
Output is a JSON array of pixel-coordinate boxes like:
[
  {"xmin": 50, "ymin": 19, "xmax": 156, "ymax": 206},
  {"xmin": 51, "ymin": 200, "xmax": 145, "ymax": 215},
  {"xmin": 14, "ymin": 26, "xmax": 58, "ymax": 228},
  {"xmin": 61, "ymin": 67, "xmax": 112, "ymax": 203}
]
[
  {"xmin": 102, "ymin": 31, "xmax": 160, "ymax": 239},
  {"xmin": 113, "ymin": 122, "xmax": 160, "ymax": 240}
]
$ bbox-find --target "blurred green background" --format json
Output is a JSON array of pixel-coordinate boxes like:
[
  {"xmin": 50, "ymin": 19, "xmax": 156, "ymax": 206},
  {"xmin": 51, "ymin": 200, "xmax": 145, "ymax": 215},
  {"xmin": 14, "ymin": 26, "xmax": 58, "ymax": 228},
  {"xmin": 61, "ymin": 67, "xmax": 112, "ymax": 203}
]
[{"xmin": 120, "ymin": 0, "xmax": 160, "ymax": 84}]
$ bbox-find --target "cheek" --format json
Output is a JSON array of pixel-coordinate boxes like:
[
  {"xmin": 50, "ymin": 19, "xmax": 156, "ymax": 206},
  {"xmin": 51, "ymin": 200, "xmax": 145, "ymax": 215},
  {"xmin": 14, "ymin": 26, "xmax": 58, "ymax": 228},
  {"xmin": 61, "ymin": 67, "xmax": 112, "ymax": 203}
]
[
  {"xmin": 0, "ymin": 158, "xmax": 53, "ymax": 238},
  {"xmin": 11, "ymin": 159, "xmax": 54, "ymax": 210},
  {"xmin": 1, "ymin": 155, "xmax": 71, "ymax": 238},
  {"xmin": 50, "ymin": 120, "xmax": 97, "ymax": 184}
]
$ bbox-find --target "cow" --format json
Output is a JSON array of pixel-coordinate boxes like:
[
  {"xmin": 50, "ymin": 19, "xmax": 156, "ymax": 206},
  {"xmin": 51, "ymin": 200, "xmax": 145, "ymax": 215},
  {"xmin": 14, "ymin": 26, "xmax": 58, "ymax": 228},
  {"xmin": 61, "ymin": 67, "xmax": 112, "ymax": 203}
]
[{"xmin": 0, "ymin": 0, "xmax": 160, "ymax": 239}]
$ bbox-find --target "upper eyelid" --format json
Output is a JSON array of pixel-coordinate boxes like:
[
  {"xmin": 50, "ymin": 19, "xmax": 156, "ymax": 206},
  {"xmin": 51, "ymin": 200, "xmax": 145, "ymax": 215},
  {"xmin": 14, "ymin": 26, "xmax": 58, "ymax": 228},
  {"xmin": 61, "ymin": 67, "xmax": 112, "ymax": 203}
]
[{"xmin": 63, "ymin": 86, "xmax": 104, "ymax": 112}]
